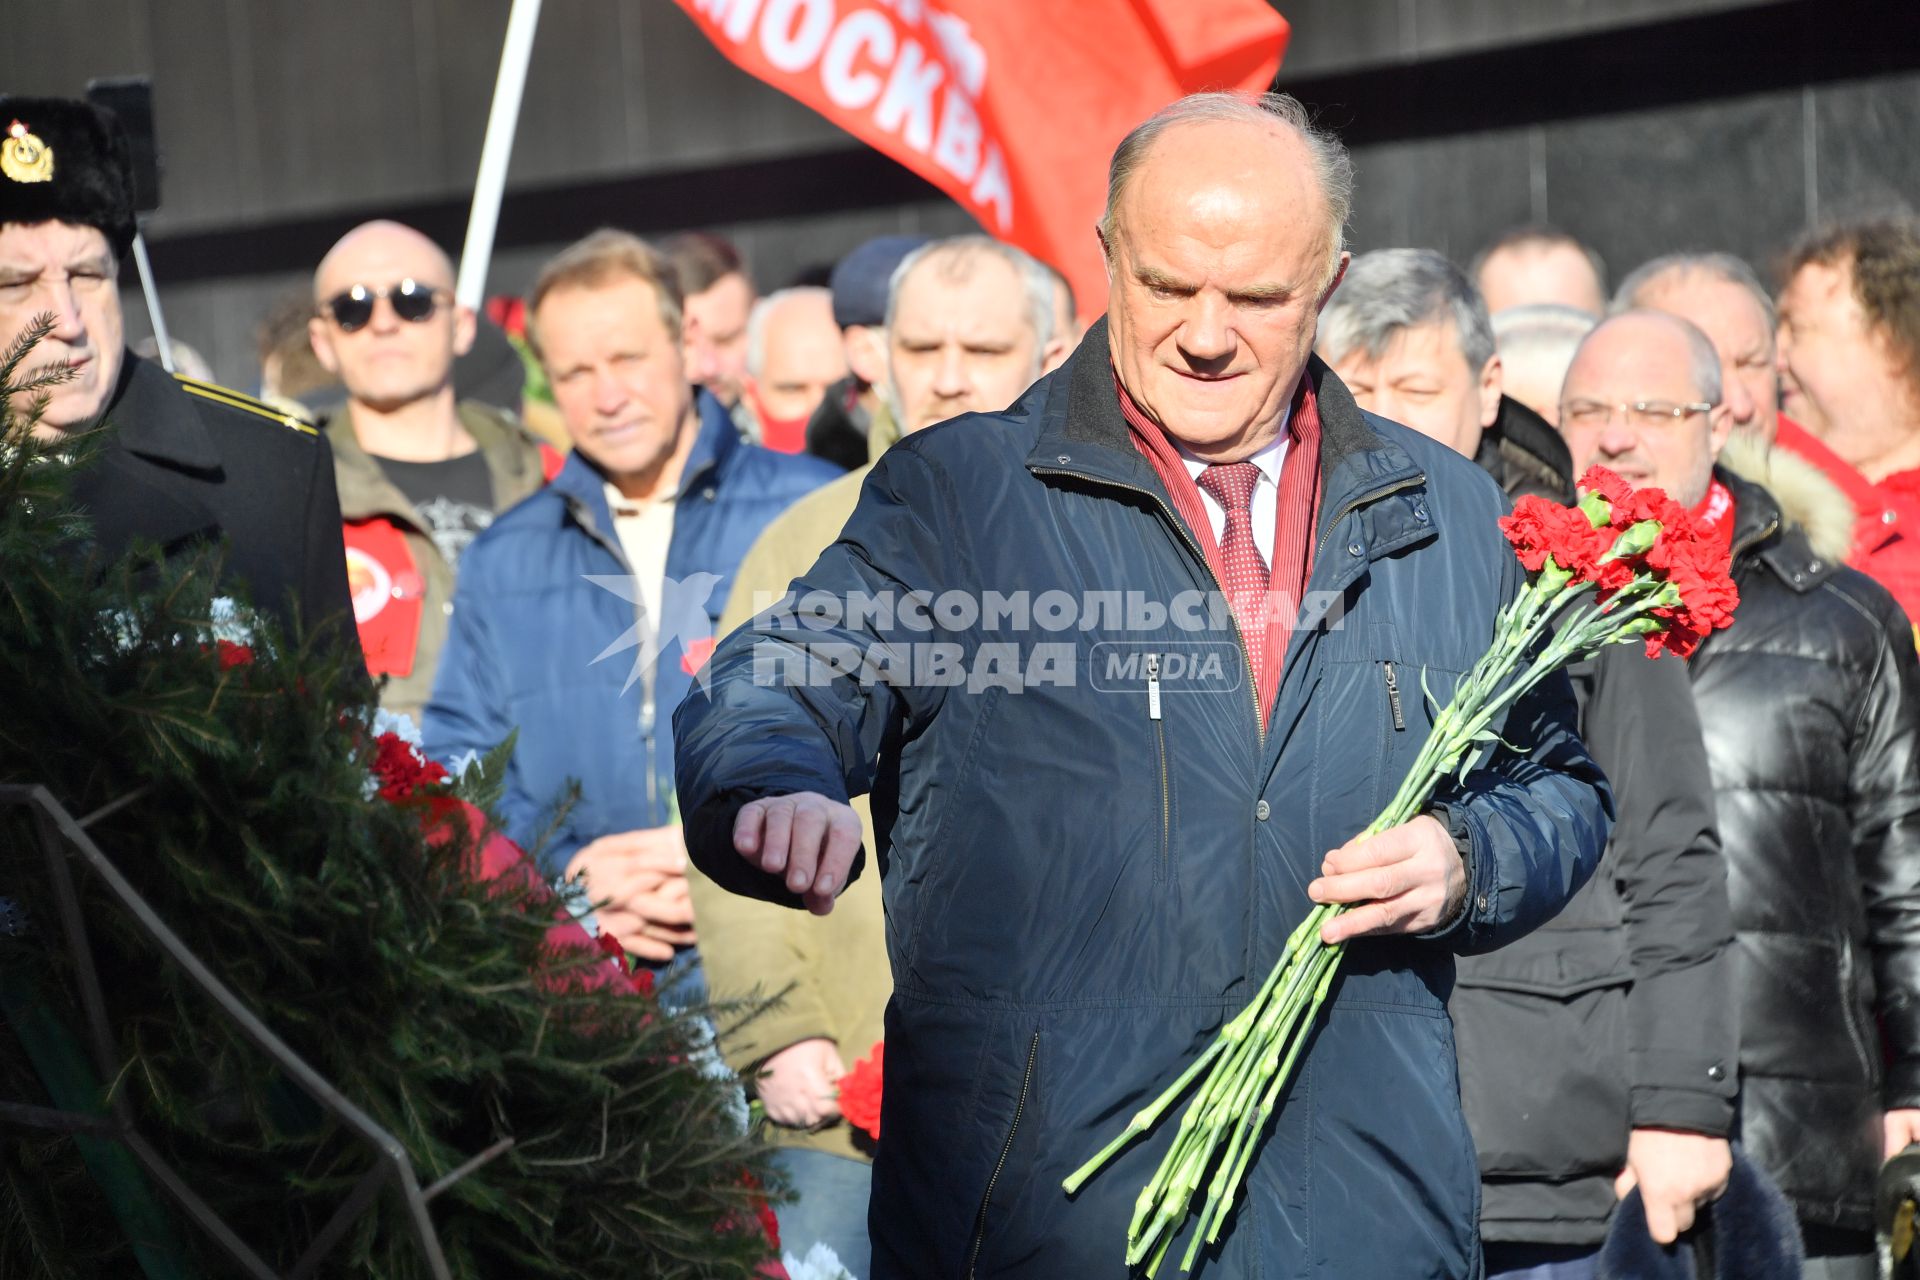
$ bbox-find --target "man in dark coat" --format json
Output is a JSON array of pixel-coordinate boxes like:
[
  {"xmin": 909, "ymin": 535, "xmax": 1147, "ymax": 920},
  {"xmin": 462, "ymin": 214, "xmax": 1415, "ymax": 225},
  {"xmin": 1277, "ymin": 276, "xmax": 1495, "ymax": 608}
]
[
  {"xmin": 676, "ymin": 92, "xmax": 1611, "ymax": 1277},
  {"xmin": 1563, "ymin": 308, "xmax": 1920, "ymax": 1280},
  {"xmin": 1320, "ymin": 249, "xmax": 1738, "ymax": 1278},
  {"xmin": 0, "ymin": 95, "xmax": 356, "ymax": 648}
]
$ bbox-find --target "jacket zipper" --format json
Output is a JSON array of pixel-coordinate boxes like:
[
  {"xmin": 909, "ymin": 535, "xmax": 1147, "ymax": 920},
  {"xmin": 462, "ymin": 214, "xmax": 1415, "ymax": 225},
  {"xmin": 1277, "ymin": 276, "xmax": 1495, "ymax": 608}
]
[
  {"xmin": 1028, "ymin": 468, "xmax": 1265, "ymax": 742},
  {"xmin": 1024, "ymin": 467, "xmax": 1427, "ymax": 753},
  {"xmin": 1730, "ymin": 513, "xmax": 1780, "ymax": 561},
  {"xmin": 969, "ymin": 1031, "xmax": 1041, "ymax": 1278},
  {"xmin": 570, "ymin": 498, "xmax": 661, "ymax": 811},
  {"xmin": 1148, "ymin": 654, "xmax": 1171, "ymax": 878},
  {"xmin": 1383, "ymin": 660, "xmax": 1406, "ymax": 730}
]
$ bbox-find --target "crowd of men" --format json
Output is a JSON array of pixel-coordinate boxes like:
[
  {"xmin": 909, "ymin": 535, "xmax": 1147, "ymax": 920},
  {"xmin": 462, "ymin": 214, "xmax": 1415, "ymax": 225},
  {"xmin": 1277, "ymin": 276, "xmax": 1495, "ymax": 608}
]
[{"xmin": 6, "ymin": 86, "xmax": 1920, "ymax": 1279}]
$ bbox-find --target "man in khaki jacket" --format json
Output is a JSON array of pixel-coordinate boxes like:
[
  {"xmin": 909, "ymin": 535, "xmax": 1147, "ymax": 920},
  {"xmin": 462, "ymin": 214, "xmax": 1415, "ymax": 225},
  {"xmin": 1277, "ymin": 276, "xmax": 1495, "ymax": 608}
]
[
  {"xmin": 310, "ymin": 220, "xmax": 556, "ymax": 719},
  {"xmin": 691, "ymin": 235, "xmax": 1061, "ymax": 1278}
]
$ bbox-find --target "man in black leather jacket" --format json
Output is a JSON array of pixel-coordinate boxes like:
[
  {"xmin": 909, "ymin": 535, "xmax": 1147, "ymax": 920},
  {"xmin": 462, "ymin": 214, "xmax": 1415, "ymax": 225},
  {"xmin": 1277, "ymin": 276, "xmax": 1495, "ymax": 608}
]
[
  {"xmin": 1322, "ymin": 252, "xmax": 1738, "ymax": 1277},
  {"xmin": 1563, "ymin": 308, "xmax": 1920, "ymax": 1280}
]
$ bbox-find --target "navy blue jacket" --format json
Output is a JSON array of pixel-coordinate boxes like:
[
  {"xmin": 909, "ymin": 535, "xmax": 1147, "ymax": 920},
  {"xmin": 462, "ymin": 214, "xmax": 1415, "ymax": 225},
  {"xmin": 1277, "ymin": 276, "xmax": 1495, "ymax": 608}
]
[
  {"xmin": 676, "ymin": 325, "xmax": 1611, "ymax": 1278},
  {"xmin": 425, "ymin": 391, "xmax": 836, "ymax": 873}
]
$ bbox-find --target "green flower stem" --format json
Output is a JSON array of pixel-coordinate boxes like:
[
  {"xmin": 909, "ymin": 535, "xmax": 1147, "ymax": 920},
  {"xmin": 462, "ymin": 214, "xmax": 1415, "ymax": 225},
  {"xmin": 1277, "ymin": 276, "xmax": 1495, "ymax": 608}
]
[
  {"xmin": 1066, "ymin": 912, "xmax": 1323, "ymax": 1197},
  {"xmin": 1066, "ymin": 1032, "xmax": 1233, "ymax": 1199},
  {"xmin": 1196, "ymin": 945, "xmax": 1343, "ymax": 1262},
  {"xmin": 1145, "ymin": 1226, "xmax": 1177, "ymax": 1278},
  {"xmin": 1076, "ymin": 558, "xmax": 1691, "ymax": 1272}
]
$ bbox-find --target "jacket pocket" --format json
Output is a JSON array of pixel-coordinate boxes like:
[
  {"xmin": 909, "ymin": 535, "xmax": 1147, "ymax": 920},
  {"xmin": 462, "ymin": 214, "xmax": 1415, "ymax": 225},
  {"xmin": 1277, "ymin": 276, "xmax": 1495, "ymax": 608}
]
[
  {"xmin": 1451, "ymin": 930, "xmax": 1633, "ymax": 1180},
  {"xmin": 968, "ymin": 1030, "xmax": 1041, "ymax": 1279}
]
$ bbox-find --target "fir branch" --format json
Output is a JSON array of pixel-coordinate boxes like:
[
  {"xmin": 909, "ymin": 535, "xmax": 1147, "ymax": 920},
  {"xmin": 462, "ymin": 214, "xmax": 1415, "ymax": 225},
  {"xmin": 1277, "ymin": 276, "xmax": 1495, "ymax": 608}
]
[{"xmin": 0, "ymin": 323, "xmax": 781, "ymax": 1277}]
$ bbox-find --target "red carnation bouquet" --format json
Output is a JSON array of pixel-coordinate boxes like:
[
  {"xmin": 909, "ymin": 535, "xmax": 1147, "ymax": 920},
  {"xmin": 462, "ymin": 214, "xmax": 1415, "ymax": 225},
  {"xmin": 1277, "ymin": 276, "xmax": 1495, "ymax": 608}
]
[{"xmin": 1065, "ymin": 467, "xmax": 1740, "ymax": 1274}]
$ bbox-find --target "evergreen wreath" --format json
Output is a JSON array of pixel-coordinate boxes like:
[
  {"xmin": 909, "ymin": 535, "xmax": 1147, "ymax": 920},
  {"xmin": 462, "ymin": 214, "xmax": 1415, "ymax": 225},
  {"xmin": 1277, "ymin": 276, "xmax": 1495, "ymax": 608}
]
[{"xmin": 0, "ymin": 321, "xmax": 782, "ymax": 1278}]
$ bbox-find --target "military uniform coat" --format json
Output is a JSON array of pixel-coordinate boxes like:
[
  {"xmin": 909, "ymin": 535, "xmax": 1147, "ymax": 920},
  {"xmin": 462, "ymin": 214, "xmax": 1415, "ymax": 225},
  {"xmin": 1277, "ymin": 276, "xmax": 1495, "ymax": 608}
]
[{"xmin": 70, "ymin": 352, "xmax": 359, "ymax": 651}]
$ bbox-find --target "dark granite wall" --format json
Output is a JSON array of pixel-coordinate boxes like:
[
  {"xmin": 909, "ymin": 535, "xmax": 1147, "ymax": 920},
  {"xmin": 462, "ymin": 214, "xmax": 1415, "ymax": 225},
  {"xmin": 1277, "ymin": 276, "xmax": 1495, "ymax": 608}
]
[
  {"xmin": 1329, "ymin": 63, "xmax": 1920, "ymax": 296},
  {"xmin": 2, "ymin": 0, "xmax": 1915, "ymax": 386}
]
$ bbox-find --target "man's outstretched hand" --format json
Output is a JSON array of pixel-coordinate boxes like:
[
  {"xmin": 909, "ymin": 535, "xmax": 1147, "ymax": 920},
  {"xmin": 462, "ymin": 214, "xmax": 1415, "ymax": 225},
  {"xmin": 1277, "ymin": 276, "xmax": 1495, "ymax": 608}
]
[{"xmin": 733, "ymin": 792, "xmax": 863, "ymax": 915}]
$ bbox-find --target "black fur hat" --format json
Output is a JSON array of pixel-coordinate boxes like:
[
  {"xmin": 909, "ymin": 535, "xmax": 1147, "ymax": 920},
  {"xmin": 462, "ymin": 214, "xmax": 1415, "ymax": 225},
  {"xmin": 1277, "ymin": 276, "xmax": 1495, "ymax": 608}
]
[{"xmin": 0, "ymin": 96, "xmax": 136, "ymax": 256}]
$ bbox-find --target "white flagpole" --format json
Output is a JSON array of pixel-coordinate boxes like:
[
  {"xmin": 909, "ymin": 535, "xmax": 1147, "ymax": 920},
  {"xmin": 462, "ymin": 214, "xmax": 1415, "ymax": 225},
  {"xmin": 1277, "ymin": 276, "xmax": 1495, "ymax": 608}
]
[
  {"xmin": 455, "ymin": 0, "xmax": 543, "ymax": 309},
  {"xmin": 129, "ymin": 225, "xmax": 175, "ymax": 372}
]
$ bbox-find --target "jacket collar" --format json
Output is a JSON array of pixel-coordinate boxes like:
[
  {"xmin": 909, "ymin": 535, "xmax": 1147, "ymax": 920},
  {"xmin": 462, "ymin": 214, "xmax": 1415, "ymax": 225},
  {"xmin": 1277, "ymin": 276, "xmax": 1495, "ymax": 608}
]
[
  {"xmin": 1714, "ymin": 462, "xmax": 1837, "ymax": 594},
  {"xmin": 550, "ymin": 388, "xmax": 737, "ymax": 537},
  {"xmin": 99, "ymin": 352, "xmax": 222, "ymax": 473},
  {"xmin": 1477, "ymin": 395, "xmax": 1573, "ymax": 502},
  {"xmin": 325, "ymin": 399, "xmax": 540, "ymax": 524},
  {"xmin": 67, "ymin": 354, "xmax": 223, "ymax": 556},
  {"xmin": 1029, "ymin": 317, "xmax": 1426, "ymax": 552},
  {"xmin": 677, "ymin": 388, "xmax": 739, "ymax": 497}
]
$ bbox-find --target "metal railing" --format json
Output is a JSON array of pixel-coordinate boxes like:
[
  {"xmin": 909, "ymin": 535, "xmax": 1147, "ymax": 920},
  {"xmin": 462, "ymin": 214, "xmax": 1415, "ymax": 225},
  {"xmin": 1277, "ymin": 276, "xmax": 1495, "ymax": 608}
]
[{"xmin": 0, "ymin": 783, "xmax": 513, "ymax": 1279}]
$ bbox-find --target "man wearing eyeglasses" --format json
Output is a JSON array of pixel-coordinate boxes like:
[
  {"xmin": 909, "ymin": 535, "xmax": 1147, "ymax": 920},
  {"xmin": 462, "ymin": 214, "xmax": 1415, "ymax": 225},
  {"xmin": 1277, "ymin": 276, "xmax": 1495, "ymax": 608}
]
[
  {"xmin": 0, "ymin": 95, "xmax": 356, "ymax": 650},
  {"xmin": 1320, "ymin": 252, "xmax": 1736, "ymax": 1278},
  {"xmin": 1562, "ymin": 310, "xmax": 1920, "ymax": 1279},
  {"xmin": 308, "ymin": 220, "xmax": 558, "ymax": 720}
]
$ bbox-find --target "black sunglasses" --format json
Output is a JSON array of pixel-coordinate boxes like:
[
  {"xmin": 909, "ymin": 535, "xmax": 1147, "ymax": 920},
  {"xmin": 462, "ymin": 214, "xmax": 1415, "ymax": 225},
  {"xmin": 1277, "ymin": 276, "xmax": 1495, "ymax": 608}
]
[{"xmin": 321, "ymin": 279, "xmax": 450, "ymax": 333}]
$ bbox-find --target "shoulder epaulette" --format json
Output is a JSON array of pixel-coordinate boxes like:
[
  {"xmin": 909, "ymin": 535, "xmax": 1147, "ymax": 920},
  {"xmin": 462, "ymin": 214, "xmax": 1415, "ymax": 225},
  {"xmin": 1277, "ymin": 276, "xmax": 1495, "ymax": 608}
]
[{"xmin": 174, "ymin": 374, "xmax": 319, "ymax": 436}]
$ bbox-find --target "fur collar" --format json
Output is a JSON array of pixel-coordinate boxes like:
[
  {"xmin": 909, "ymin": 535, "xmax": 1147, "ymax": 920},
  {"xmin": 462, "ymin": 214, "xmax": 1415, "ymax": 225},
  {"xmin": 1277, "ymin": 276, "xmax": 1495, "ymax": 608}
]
[{"xmin": 1718, "ymin": 434, "xmax": 1857, "ymax": 564}]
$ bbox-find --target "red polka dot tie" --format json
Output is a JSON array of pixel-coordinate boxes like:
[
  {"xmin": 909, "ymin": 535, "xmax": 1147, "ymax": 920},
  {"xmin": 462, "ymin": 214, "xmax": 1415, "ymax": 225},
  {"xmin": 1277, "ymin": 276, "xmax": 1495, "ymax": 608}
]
[{"xmin": 1195, "ymin": 461, "xmax": 1270, "ymax": 692}]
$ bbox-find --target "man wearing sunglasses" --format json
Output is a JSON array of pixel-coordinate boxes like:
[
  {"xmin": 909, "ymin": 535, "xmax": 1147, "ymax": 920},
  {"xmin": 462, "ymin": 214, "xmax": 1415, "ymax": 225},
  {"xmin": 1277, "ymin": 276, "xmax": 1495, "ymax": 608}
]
[
  {"xmin": 0, "ymin": 95, "xmax": 357, "ymax": 650},
  {"xmin": 308, "ymin": 220, "xmax": 558, "ymax": 720},
  {"xmin": 1562, "ymin": 310, "xmax": 1920, "ymax": 1279}
]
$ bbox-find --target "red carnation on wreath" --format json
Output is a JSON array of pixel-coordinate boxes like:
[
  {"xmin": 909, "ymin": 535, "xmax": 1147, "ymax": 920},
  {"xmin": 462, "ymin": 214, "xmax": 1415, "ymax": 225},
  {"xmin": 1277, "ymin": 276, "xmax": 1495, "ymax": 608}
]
[
  {"xmin": 369, "ymin": 731, "xmax": 449, "ymax": 802},
  {"xmin": 838, "ymin": 1040, "xmax": 884, "ymax": 1142}
]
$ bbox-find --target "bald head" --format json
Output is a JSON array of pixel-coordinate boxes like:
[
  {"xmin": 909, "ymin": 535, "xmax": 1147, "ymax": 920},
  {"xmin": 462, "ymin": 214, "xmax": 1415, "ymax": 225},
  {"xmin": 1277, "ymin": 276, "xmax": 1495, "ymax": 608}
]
[
  {"xmin": 1616, "ymin": 254, "xmax": 1780, "ymax": 447},
  {"xmin": 314, "ymin": 219, "xmax": 455, "ymax": 303},
  {"xmin": 1559, "ymin": 310, "xmax": 1732, "ymax": 507},
  {"xmin": 1102, "ymin": 93, "xmax": 1351, "ymax": 288},
  {"xmin": 744, "ymin": 285, "xmax": 847, "ymax": 430},
  {"xmin": 309, "ymin": 219, "xmax": 471, "ymax": 418},
  {"xmin": 1474, "ymin": 230, "xmax": 1607, "ymax": 316}
]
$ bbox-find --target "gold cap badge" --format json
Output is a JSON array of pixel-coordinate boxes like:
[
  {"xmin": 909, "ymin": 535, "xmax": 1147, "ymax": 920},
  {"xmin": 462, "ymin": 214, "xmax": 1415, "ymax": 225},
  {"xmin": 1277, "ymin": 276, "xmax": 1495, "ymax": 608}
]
[{"xmin": 2, "ymin": 120, "xmax": 54, "ymax": 185}]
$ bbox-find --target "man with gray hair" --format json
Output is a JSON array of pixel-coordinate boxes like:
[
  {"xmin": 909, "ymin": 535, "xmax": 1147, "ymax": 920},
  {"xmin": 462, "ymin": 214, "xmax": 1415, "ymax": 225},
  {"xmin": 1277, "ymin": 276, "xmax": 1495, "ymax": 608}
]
[
  {"xmin": 1560, "ymin": 309, "xmax": 1920, "ymax": 1279},
  {"xmin": 741, "ymin": 285, "xmax": 848, "ymax": 454},
  {"xmin": 678, "ymin": 92, "xmax": 1607, "ymax": 1276},
  {"xmin": 881, "ymin": 234, "xmax": 1060, "ymax": 435},
  {"xmin": 1318, "ymin": 248, "xmax": 1505, "ymax": 458},
  {"xmin": 1320, "ymin": 249, "xmax": 1577, "ymax": 498},
  {"xmin": 1491, "ymin": 304, "xmax": 1597, "ymax": 427},
  {"xmin": 1322, "ymin": 251, "xmax": 1737, "ymax": 1274}
]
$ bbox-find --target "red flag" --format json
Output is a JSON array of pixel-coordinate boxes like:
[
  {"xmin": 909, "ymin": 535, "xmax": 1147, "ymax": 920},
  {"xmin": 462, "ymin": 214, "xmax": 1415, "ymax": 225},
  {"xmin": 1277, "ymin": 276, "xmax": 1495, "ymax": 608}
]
[{"xmin": 671, "ymin": 0, "xmax": 1289, "ymax": 323}]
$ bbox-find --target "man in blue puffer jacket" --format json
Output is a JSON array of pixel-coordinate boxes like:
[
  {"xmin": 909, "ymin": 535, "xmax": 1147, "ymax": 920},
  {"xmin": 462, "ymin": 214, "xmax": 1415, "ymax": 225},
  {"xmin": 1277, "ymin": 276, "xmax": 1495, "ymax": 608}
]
[
  {"xmin": 677, "ymin": 94, "xmax": 1611, "ymax": 1278},
  {"xmin": 426, "ymin": 229, "xmax": 835, "ymax": 975}
]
